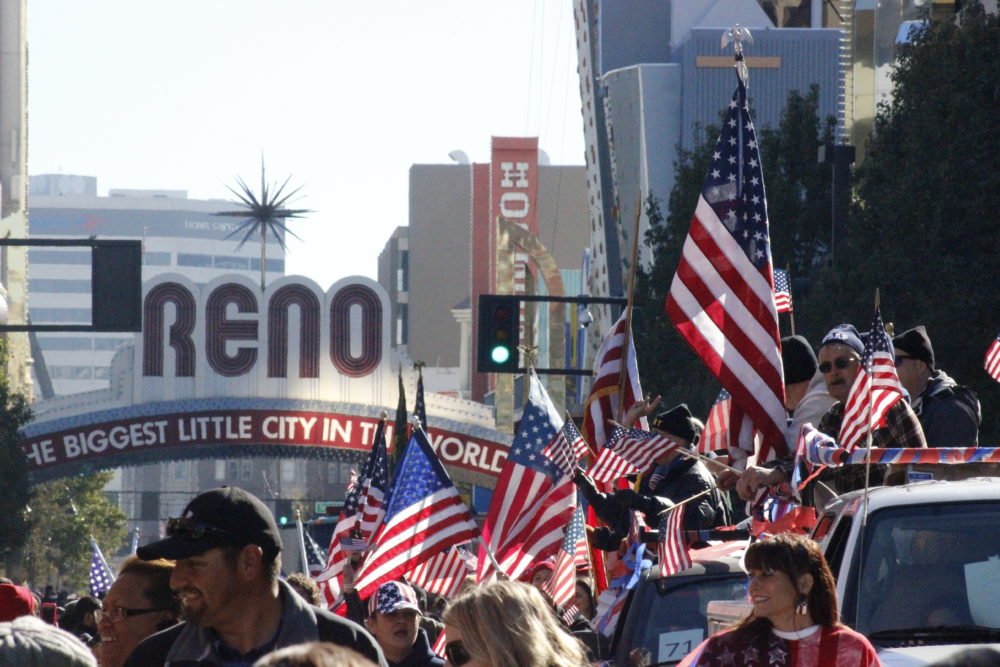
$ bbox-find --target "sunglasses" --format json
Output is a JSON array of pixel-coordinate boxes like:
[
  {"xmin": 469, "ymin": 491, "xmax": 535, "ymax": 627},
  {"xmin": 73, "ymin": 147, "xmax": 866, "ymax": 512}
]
[
  {"xmin": 95, "ymin": 606, "xmax": 170, "ymax": 624},
  {"xmin": 166, "ymin": 517, "xmax": 240, "ymax": 542},
  {"xmin": 818, "ymin": 356, "xmax": 858, "ymax": 373},
  {"xmin": 444, "ymin": 640, "xmax": 472, "ymax": 666}
]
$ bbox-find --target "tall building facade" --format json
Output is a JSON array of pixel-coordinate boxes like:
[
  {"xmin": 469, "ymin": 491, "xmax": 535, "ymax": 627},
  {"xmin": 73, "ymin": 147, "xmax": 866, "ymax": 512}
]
[{"xmin": 380, "ymin": 141, "xmax": 591, "ymax": 405}]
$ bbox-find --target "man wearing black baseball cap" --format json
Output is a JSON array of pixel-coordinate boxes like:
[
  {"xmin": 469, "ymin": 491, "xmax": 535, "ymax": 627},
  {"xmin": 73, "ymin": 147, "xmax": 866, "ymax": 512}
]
[{"xmin": 124, "ymin": 486, "xmax": 386, "ymax": 666}]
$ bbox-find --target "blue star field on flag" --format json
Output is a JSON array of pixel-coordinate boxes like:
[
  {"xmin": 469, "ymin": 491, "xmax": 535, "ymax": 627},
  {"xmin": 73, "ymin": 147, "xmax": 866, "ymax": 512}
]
[
  {"xmin": 702, "ymin": 75, "xmax": 771, "ymax": 269},
  {"xmin": 509, "ymin": 394, "xmax": 567, "ymax": 481},
  {"xmin": 89, "ymin": 540, "xmax": 114, "ymax": 596}
]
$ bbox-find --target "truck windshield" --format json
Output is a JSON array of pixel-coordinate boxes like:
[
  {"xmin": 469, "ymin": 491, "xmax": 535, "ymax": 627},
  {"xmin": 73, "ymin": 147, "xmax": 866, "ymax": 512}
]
[{"xmin": 846, "ymin": 501, "xmax": 1000, "ymax": 637}]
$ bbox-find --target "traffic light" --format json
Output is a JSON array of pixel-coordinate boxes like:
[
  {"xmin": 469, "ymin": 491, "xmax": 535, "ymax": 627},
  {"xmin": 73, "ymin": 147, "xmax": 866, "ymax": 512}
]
[
  {"xmin": 274, "ymin": 499, "xmax": 294, "ymax": 525},
  {"xmin": 477, "ymin": 294, "xmax": 520, "ymax": 373}
]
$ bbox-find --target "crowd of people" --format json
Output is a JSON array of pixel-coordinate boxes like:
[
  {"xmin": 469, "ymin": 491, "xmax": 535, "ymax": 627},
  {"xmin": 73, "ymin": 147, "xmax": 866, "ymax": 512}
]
[{"xmin": 1, "ymin": 323, "xmax": 994, "ymax": 665}]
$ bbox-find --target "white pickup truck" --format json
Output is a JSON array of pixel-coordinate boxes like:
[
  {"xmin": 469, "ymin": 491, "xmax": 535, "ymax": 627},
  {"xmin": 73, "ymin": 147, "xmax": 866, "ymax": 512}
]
[{"xmin": 811, "ymin": 477, "xmax": 1000, "ymax": 665}]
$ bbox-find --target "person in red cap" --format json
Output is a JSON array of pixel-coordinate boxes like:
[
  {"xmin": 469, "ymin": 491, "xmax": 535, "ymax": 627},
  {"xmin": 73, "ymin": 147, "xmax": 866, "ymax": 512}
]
[
  {"xmin": 0, "ymin": 582, "xmax": 36, "ymax": 622},
  {"xmin": 124, "ymin": 486, "xmax": 386, "ymax": 666}
]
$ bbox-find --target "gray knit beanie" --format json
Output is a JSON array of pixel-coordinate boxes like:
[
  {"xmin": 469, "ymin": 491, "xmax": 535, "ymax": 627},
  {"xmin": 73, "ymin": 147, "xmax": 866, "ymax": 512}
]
[{"xmin": 0, "ymin": 615, "xmax": 97, "ymax": 667}]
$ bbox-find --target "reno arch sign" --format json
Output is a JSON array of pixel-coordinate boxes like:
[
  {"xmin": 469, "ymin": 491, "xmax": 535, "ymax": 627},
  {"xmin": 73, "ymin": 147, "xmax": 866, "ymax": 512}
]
[
  {"xmin": 138, "ymin": 273, "xmax": 392, "ymax": 400},
  {"xmin": 21, "ymin": 274, "xmax": 511, "ymax": 483}
]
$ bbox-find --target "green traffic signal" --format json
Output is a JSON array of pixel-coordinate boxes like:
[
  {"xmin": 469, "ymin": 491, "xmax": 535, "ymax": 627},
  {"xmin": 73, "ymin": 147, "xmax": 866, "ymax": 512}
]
[
  {"xmin": 491, "ymin": 345, "xmax": 511, "ymax": 364},
  {"xmin": 477, "ymin": 294, "xmax": 520, "ymax": 373}
]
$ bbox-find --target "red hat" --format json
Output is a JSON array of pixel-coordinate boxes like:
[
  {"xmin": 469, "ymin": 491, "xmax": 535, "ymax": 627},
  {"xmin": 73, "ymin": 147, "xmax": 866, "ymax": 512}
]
[{"xmin": 0, "ymin": 583, "xmax": 36, "ymax": 622}]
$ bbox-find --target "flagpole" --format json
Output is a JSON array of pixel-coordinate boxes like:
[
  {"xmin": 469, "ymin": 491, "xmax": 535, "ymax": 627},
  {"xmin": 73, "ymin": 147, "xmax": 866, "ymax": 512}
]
[
  {"xmin": 615, "ymin": 191, "xmax": 643, "ymax": 420},
  {"xmin": 655, "ymin": 487, "xmax": 715, "ymax": 516},
  {"xmin": 295, "ymin": 509, "xmax": 310, "ymax": 576},
  {"xmin": 856, "ymin": 289, "xmax": 879, "ymax": 623},
  {"xmin": 786, "ymin": 262, "xmax": 796, "ymax": 336}
]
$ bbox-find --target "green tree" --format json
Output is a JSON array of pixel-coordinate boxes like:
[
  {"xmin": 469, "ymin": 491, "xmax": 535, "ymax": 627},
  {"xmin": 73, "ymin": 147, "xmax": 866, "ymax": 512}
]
[
  {"xmin": 804, "ymin": 4, "xmax": 1000, "ymax": 442},
  {"xmin": 0, "ymin": 337, "xmax": 33, "ymax": 564},
  {"xmin": 633, "ymin": 87, "xmax": 835, "ymax": 416},
  {"xmin": 23, "ymin": 473, "xmax": 127, "ymax": 592}
]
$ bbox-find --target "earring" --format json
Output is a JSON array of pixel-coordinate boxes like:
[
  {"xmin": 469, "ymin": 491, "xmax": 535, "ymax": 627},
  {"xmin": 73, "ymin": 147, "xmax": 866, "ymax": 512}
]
[{"xmin": 795, "ymin": 594, "xmax": 809, "ymax": 616}]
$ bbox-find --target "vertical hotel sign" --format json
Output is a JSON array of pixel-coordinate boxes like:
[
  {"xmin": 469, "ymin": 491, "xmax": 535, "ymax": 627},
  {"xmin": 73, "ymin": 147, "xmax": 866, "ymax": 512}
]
[{"xmin": 490, "ymin": 137, "xmax": 539, "ymax": 345}]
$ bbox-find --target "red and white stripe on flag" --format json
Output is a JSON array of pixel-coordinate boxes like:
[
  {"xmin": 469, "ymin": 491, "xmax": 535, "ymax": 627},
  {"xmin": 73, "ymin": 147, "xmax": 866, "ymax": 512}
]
[
  {"xmin": 657, "ymin": 505, "xmax": 692, "ymax": 578},
  {"xmin": 985, "ymin": 333, "xmax": 1000, "ymax": 383},
  {"xmin": 699, "ymin": 390, "xmax": 730, "ymax": 454},
  {"xmin": 839, "ymin": 307, "xmax": 903, "ymax": 453},
  {"xmin": 405, "ymin": 545, "xmax": 476, "ymax": 599},
  {"xmin": 432, "ymin": 629, "xmax": 447, "ymax": 658},
  {"xmin": 542, "ymin": 507, "xmax": 588, "ymax": 607},
  {"xmin": 664, "ymin": 72, "xmax": 787, "ymax": 459},
  {"xmin": 583, "ymin": 311, "xmax": 647, "ymax": 454}
]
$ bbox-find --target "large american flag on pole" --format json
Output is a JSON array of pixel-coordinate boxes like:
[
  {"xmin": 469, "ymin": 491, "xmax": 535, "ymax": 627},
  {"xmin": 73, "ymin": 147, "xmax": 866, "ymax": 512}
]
[
  {"xmin": 542, "ymin": 506, "xmax": 589, "ymax": 607},
  {"xmin": 583, "ymin": 311, "xmax": 647, "ymax": 453},
  {"xmin": 840, "ymin": 306, "xmax": 904, "ymax": 453},
  {"xmin": 664, "ymin": 69, "xmax": 787, "ymax": 459},
  {"xmin": 985, "ymin": 332, "xmax": 1000, "ymax": 383},
  {"xmin": 356, "ymin": 425, "xmax": 389, "ymax": 541},
  {"xmin": 351, "ymin": 428, "xmax": 477, "ymax": 600},
  {"xmin": 478, "ymin": 369, "xmax": 578, "ymax": 583},
  {"xmin": 587, "ymin": 426, "xmax": 680, "ymax": 483},
  {"xmin": 89, "ymin": 538, "xmax": 115, "ymax": 596}
]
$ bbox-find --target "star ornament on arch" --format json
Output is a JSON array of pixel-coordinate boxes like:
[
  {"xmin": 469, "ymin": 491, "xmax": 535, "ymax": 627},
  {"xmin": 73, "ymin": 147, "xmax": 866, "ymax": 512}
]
[{"xmin": 214, "ymin": 160, "xmax": 313, "ymax": 253}]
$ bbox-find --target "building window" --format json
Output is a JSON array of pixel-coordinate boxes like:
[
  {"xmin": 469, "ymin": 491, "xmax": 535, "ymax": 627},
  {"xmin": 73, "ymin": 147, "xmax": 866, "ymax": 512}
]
[
  {"xmin": 396, "ymin": 304, "xmax": 408, "ymax": 346},
  {"xmin": 144, "ymin": 251, "xmax": 172, "ymax": 266},
  {"xmin": 214, "ymin": 256, "xmax": 250, "ymax": 270},
  {"xmin": 215, "ymin": 460, "xmax": 226, "ymax": 480},
  {"xmin": 177, "ymin": 253, "xmax": 214, "ymax": 267},
  {"xmin": 28, "ymin": 250, "xmax": 91, "ymax": 265},
  {"xmin": 29, "ymin": 308, "xmax": 93, "ymax": 324},
  {"xmin": 240, "ymin": 460, "xmax": 253, "ymax": 481},
  {"xmin": 280, "ymin": 460, "xmax": 296, "ymax": 483},
  {"xmin": 227, "ymin": 460, "xmax": 240, "ymax": 480},
  {"xmin": 398, "ymin": 250, "xmax": 409, "ymax": 291},
  {"xmin": 29, "ymin": 279, "xmax": 92, "ymax": 293},
  {"xmin": 328, "ymin": 463, "xmax": 339, "ymax": 484},
  {"xmin": 340, "ymin": 463, "xmax": 355, "ymax": 484}
]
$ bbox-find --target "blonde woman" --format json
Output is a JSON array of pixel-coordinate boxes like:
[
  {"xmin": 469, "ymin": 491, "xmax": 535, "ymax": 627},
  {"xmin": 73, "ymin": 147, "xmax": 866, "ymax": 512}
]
[{"xmin": 440, "ymin": 581, "xmax": 589, "ymax": 667}]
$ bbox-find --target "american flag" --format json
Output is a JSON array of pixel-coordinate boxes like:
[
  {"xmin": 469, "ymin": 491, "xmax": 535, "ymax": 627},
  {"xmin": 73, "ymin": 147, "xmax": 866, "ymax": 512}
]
[
  {"xmin": 985, "ymin": 332, "xmax": 1000, "ymax": 383},
  {"xmin": 657, "ymin": 505, "xmax": 691, "ymax": 578},
  {"xmin": 583, "ymin": 311, "xmax": 647, "ymax": 454},
  {"xmin": 664, "ymin": 70, "xmax": 788, "ymax": 460},
  {"xmin": 356, "ymin": 424, "xmax": 389, "ymax": 541},
  {"xmin": 432, "ymin": 629, "xmax": 448, "ymax": 658},
  {"xmin": 593, "ymin": 510, "xmax": 646, "ymax": 637},
  {"xmin": 351, "ymin": 428, "xmax": 477, "ymax": 600},
  {"xmin": 840, "ymin": 306, "xmax": 904, "ymax": 452},
  {"xmin": 89, "ymin": 538, "xmax": 115, "ymax": 596},
  {"xmin": 478, "ymin": 370, "xmax": 578, "ymax": 583},
  {"xmin": 405, "ymin": 545, "xmax": 477, "ymax": 599},
  {"xmin": 542, "ymin": 416, "xmax": 589, "ymax": 477},
  {"xmin": 300, "ymin": 524, "xmax": 327, "ymax": 577},
  {"xmin": 394, "ymin": 369, "xmax": 408, "ymax": 470},
  {"xmin": 315, "ymin": 426, "xmax": 384, "ymax": 587},
  {"xmin": 414, "ymin": 365, "xmax": 428, "ymax": 430},
  {"xmin": 542, "ymin": 506, "xmax": 589, "ymax": 607},
  {"xmin": 700, "ymin": 389, "xmax": 731, "ymax": 453},
  {"xmin": 773, "ymin": 267, "xmax": 793, "ymax": 313},
  {"xmin": 587, "ymin": 426, "xmax": 680, "ymax": 483}
]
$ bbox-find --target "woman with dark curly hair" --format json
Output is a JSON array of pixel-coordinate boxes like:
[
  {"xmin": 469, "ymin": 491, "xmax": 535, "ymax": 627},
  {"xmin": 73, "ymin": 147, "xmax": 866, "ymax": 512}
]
[{"xmin": 678, "ymin": 533, "xmax": 879, "ymax": 667}]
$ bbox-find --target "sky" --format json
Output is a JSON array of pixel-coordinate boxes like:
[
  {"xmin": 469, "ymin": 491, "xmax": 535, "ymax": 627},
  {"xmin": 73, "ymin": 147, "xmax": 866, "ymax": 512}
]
[{"xmin": 26, "ymin": 1, "xmax": 586, "ymax": 287}]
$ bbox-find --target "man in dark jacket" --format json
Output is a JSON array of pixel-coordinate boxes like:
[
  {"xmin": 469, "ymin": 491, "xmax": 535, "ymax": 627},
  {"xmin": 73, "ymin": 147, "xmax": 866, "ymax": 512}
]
[
  {"xmin": 575, "ymin": 404, "xmax": 728, "ymax": 550},
  {"xmin": 893, "ymin": 325, "xmax": 981, "ymax": 447},
  {"xmin": 124, "ymin": 486, "xmax": 385, "ymax": 666},
  {"xmin": 365, "ymin": 581, "xmax": 443, "ymax": 667}
]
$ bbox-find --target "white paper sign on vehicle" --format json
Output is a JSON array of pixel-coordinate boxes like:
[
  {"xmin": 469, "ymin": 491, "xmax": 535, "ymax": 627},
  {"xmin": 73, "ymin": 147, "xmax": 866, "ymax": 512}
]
[
  {"xmin": 965, "ymin": 555, "xmax": 1000, "ymax": 627},
  {"xmin": 658, "ymin": 629, "xmax": 704, "ymax": 663}
]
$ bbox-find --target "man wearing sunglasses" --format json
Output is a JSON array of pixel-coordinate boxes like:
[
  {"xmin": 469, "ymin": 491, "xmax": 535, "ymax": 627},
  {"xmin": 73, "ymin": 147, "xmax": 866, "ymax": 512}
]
[
  {"xmin": 892, "ymin": 325, "xmax": 981, "ymax": 447},
  {"xmin": 124, "ymin": 486, "xmax": 386, "ymax": 666}
]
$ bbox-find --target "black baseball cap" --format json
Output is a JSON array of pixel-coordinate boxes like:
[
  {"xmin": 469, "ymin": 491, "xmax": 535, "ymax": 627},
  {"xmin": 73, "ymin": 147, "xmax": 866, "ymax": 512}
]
[{"xmin": 137, "ymin": 486, "xmax": 282, "ymax": 561}]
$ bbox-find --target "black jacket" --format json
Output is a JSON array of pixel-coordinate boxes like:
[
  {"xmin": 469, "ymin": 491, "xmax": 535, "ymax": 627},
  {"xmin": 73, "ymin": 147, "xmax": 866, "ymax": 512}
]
[
  {"xmin": 123, "ymin": 580, "xmax": 386, "ymax": 666},
  {"xmin": 389, "ymin": 628, "xmax": 444, "ymax": 667},
  {"xmin": 916, "ymin": 370, "xmax": 981, "ymax": 447}
]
